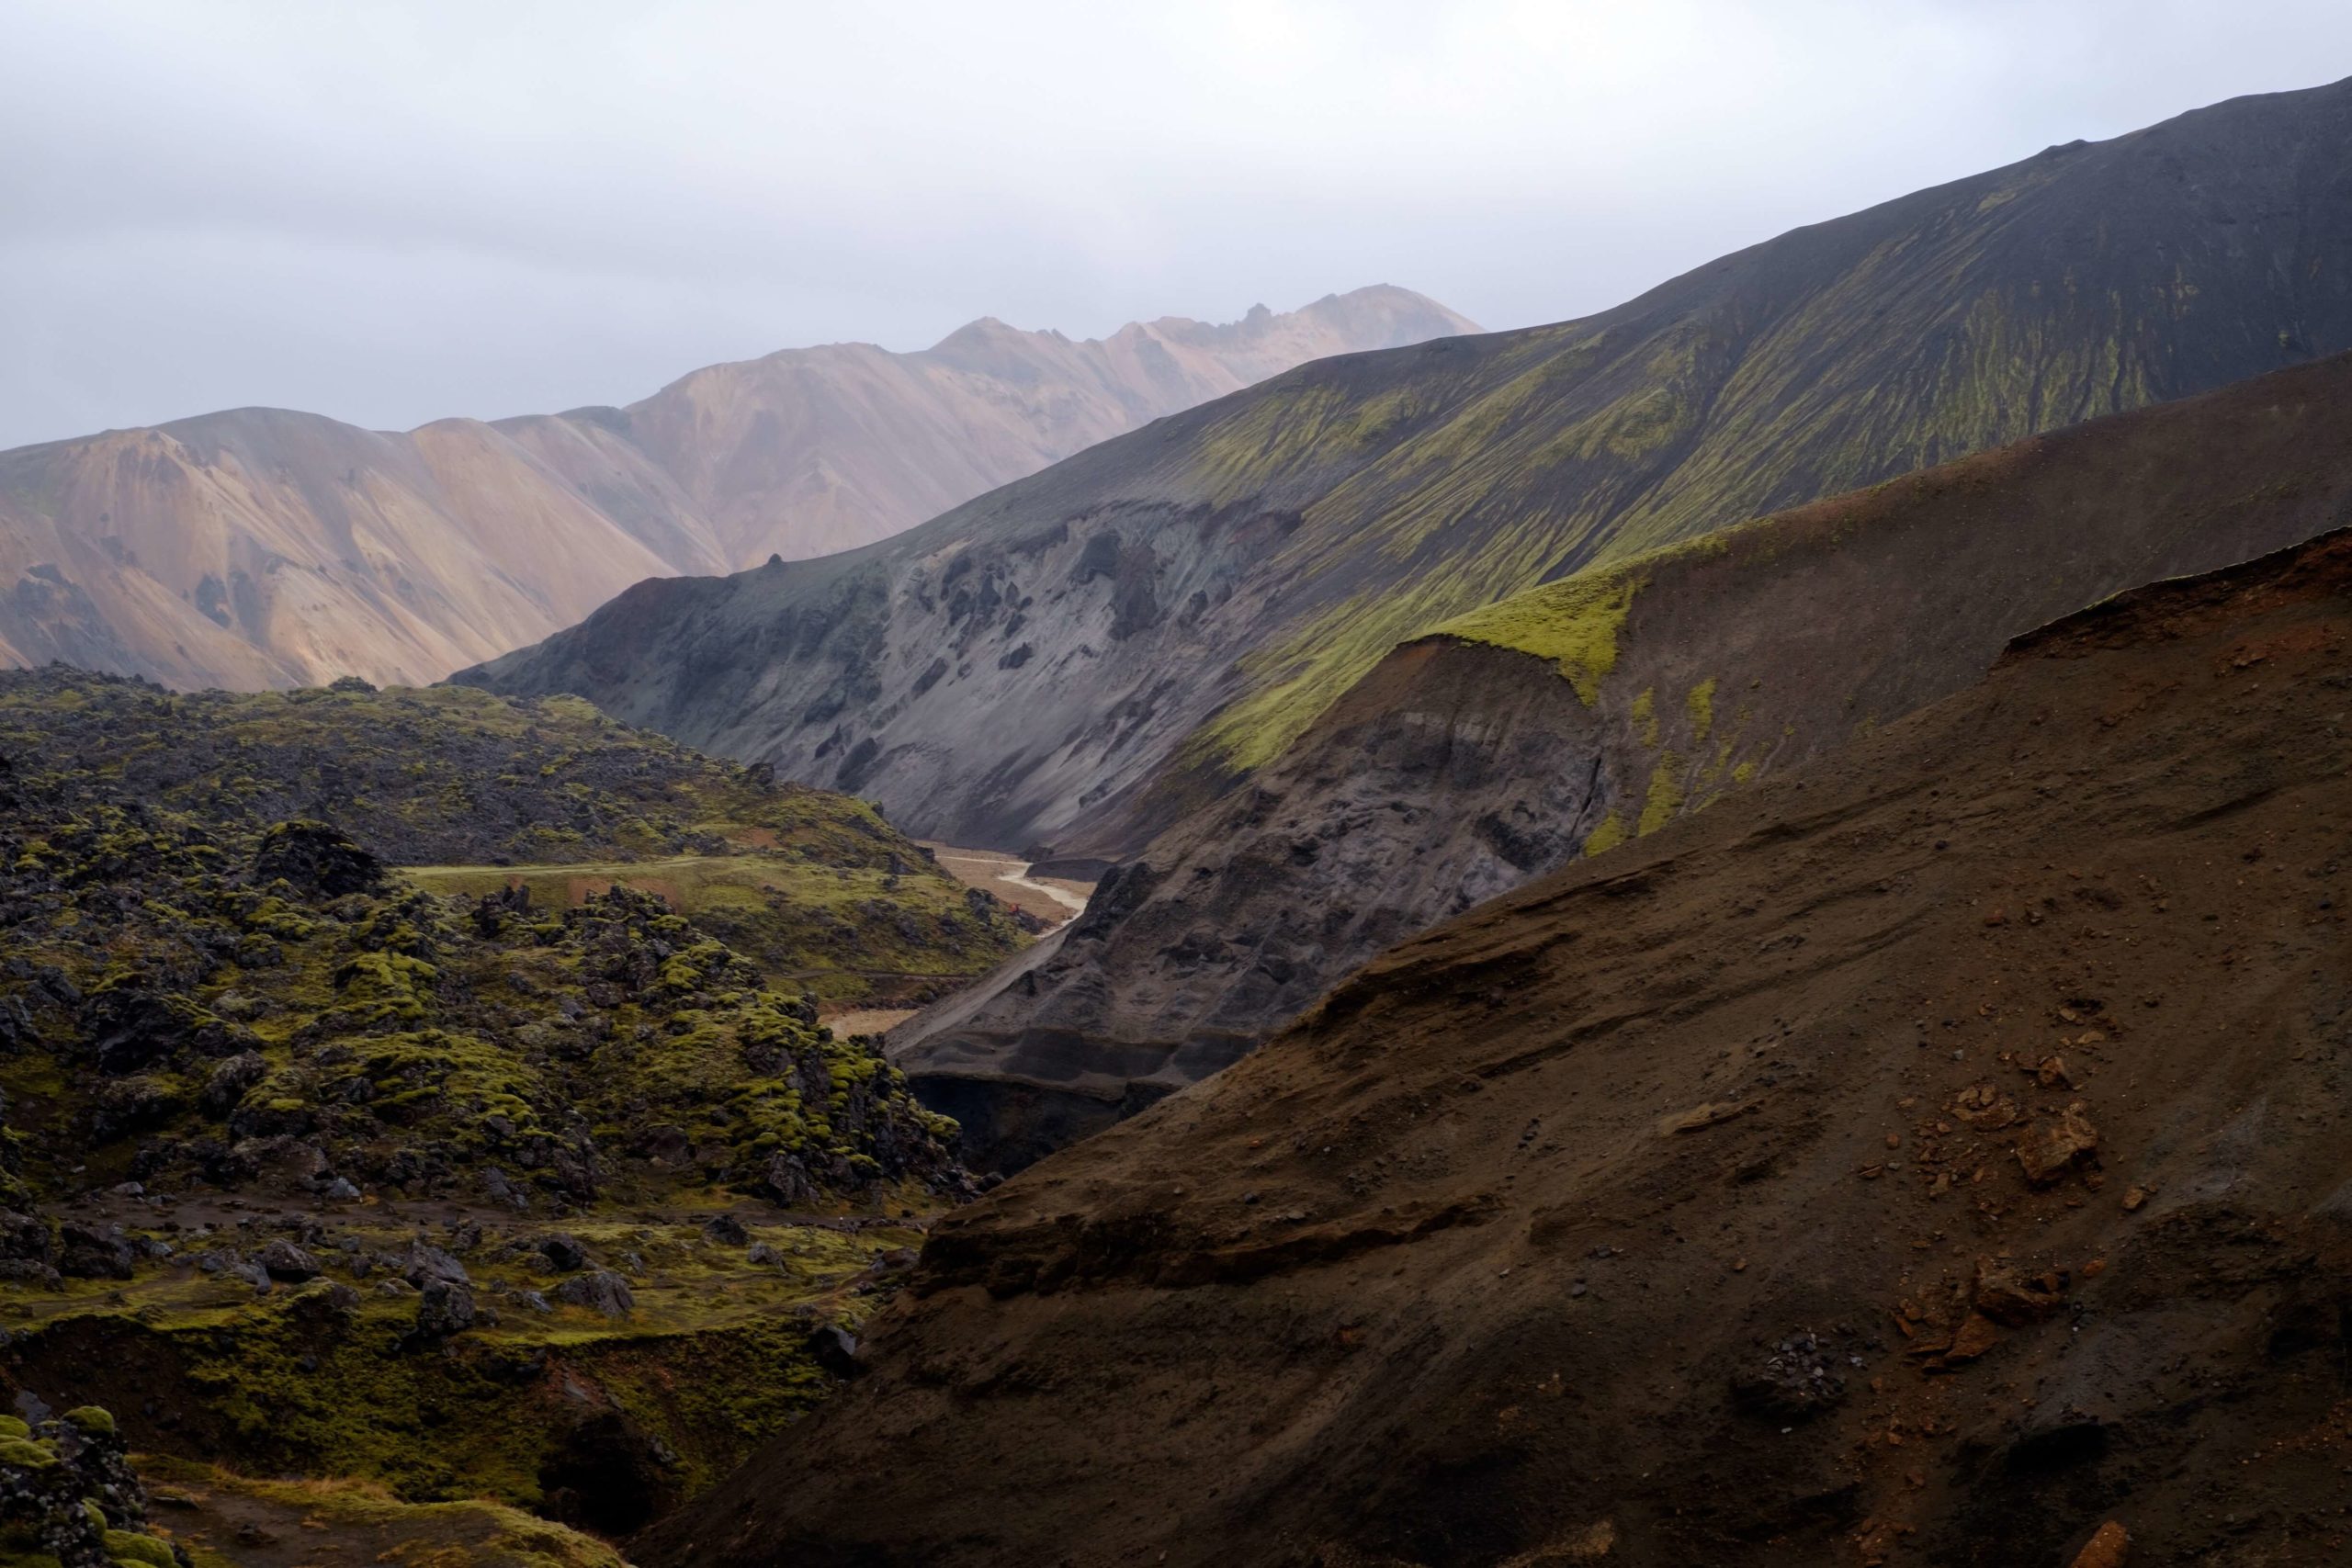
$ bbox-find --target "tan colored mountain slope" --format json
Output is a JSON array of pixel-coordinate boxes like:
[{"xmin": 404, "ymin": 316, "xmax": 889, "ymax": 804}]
[
  {"xmin": 0, "ymin": 287, "xmax": 1473, "ymax": 690},
  {"xmin": 0, "ymin": 410, "xmax": 713, "ymax": 689},
  {"xmin": 627, "ymin": 288, "xmax": 1482, "ymax": 566}
]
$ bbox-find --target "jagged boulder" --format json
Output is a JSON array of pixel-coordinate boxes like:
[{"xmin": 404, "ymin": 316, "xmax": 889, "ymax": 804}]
[
  {"xmin": 537, "ymin": 1233, "xmax": 589, "ymax": 1272},
  {"xmin": 394, "ymin": 1241, "xmax": 470, "ymax": 1290},
  {"xmin": 252, "ymin": 819, "xmax": 387, "ymax": 899},
  {"xmin": 414, "ymin": 1279, "xmax": 476, "ymax": 1337},
  {"xmin": 75, "ymin": 983, "xmax": 244, "ymax": 1077},
  {"xmin": 198, "ymin": 1052, "xmax": 266, "ymax": 1117},
  {"xmin": 54, "ymin": 1223, "xmax": 133, "ymax": 1280},
  {"xmin": 253, "ymin": 1240, "xmax": 320, "ymax": 1281},
  {"xmin": 0, "ymin": 1406, "xmax": 187, "ymax": 1568},
  {"xmin": 552, "ymin": 1269, "xmax": 635, "ymax": 1319}
]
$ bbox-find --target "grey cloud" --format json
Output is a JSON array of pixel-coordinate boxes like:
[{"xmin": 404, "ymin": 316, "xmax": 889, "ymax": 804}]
[{"xmin": 4, "ymin": 0, "xmax": 2349, "ymax": 446}]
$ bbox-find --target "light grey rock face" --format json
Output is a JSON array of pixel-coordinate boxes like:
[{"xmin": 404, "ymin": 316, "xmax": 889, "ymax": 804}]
[{"xmin": 458, "ymin": 437, "xmax": 1338, "ymax": 857}]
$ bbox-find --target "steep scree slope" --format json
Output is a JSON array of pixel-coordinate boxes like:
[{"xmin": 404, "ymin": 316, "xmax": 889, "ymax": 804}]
[
  {"xmin": 0, "ymin": 288, "xmax": 1467, "ymax": 690},
  {"xmin": 639, "ymin": 525, "xmax": 2352, "ymax": 1568},
  {"xmin": 467, "ymin": 77, "xmax": 2352, "ymax": 856},
  {"xmin": 894, "ymin": 350, "xmax": 2352, "ymax": 1168}
]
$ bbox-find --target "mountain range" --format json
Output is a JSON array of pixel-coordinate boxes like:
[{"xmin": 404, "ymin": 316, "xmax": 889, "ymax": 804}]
[
  {"xmin": 17, "ymin": 62, "xmax": 2352, "ymax": 1568},
  {"xmin": 638, "ymin": 479, "xmax": 2352, "ymax": 1568},
  {"xmin": 895, "ymin": 350, "xmax": 2352, "ymax": 1168},
  {"xmin": 464, "ymin": 77, "xmax": 2352, "ymax": 865},
  {"xmin": 0, "ymin": 287, "xmax": 1473, "ymax": 690}
]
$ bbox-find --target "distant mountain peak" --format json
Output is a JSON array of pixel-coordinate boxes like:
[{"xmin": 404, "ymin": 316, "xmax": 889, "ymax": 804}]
[{"xmin": 0, "ymin": 285, "xmax": 1475, "ymax": 691}]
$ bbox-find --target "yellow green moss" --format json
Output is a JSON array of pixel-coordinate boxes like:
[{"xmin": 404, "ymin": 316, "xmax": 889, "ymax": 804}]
[
  {"xmin": 1636, "ymin": 755, "xmax": 1687, "ymax": 837},
  {"xmin": 1432, "ymin": 568, "xmax": 1644, "ymax": 706},
  {"xmin": 1582, "ymin": 812, "xmax": 1627, "ymax": 858},
  {"xmin": 1685, "ymin": 679, "xmax": 1717, "ymax": 742},
  {"xmin": 1631, "ymin": 689, "xmax": 1659, "ymax": 746}
]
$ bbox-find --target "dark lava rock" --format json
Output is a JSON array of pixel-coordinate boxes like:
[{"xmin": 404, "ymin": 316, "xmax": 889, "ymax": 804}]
[
  {"xmin": 394, "ymin": 1241, "xmax": 471, "ymax": 1289},
  {"xmin": 552, "ymin": 1269, "xmax": 635, "ymax": 1319},
  {"xmin": 253, "ymin": 1239, "xmax": 319, "ymax": 1281},
  {"xmin": 537, "ymin": 1233, "xmax": 588, "ymax": 1272},
  {"xmin": 75, "ymin": 984, "xmax": 243, "ymax": 1077},
  {"xmin": 0, "ymin": 1405, "xmax": 179, "ymax": 1568},
  {"xmin": 54, "ymin": 1223, "xmax": 134, "ymax": 1280},
  {"xmin": 198, "ymin": 1052, "xmax": 266, "ymax": 1117},
  {"xmin": 807, "ymin": 1323, "xmax": 865, "ymax": 1379},
  {"xmin": 0, "ymin": 1210, "xmax": 53, "ymax": 1266},
  {"xmin": 1730, "ymin": 1328, "xmax": 1849, "ymax": 1422},
  {"xmin": 415, "ymin": 1279, "xmax": 476, "ymax": 1337},
  {"xmin": 701, "ymin": 1213, "xmax": 750, "ymax": 1247},
  {"xmin": 0, "ymin": 993, "xmax": 33, "ymax": 1050},
  {"xmin": 482, "ymin": 1166, "xmax": 530, "ymax": 1213},
  {"xmin": 253, "ymin": 819, "xmax": 387, "ymax": 898}
]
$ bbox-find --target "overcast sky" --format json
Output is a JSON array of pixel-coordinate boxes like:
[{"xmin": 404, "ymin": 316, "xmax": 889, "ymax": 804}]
[{"xmin": 3, "ymin": 0, "xmax": 2348, "ymax": 449}]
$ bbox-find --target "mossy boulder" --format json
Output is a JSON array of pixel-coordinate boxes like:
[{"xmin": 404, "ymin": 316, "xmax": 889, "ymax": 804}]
[
  {"xmin": 254, "ymin": 820, "xmax": 389, "ymax": 899},
  {"xmin": 0, "ymin": 1405, "xmax": 185, "ymax": 1568}
]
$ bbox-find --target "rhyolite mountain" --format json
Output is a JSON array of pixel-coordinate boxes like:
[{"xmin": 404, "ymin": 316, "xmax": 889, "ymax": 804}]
[
  {"xmin": 892, "ymin": 351, "xmax": 2352, "ymax": 1168},
  {"xmin": 465, "ymin": 76, "xmax": 2352, "ymax": 861},
  {"xmin": 0, "ymin": 288, "xmax": 1470, "ymax": 690},
  {"xmin": 638, "ymin": 523, "xmax": 2352, "ymax": 1568}
]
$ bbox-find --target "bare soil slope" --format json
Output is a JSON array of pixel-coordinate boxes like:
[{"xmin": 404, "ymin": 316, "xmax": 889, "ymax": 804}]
[
  {"xmin": 641, "ymin": 527, "xmax": 2352, "ymax": 1568},
  {"xmin": 0, "ymin": 288, "xmax": 1465, "ymax": 689},
  {"xmin": 894, "ymin": 349, "xmax": 2352, "ymax": 1169}
]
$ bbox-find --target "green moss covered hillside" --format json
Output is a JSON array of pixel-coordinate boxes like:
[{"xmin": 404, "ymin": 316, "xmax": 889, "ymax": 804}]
[
  {"xmin": 0, "ymin": 667, "xmax": 1030, "ymax": 1003},
  {"xmin": 0, "ymin": 665, "xmax": 1029, "ymax": 1541}
]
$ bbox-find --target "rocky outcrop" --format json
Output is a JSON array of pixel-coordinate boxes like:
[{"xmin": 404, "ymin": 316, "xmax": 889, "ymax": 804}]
[
  {"xmin": 635, "ymin": 524, "xmax": 2352, "ymax": 1568},
  {"xmin": 467, "ymin": 78, "xmax": 2352, "ymax": 857},
  {"xmin": 891, "ymin": 349, "xmax": 2352, "ymax": 1168},
  {"xmin": 0, "ymin": 1406, "xmax": 187, "ymax": 1568}
]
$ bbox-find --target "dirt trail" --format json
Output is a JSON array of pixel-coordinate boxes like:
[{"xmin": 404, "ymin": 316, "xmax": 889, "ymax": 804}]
[
  {"xmin": 822, "ymin": 1007, "xmax": 921, "ymax": 1038},
  {"xmin": 639, "ymin": 534, "xmax": 2352, "ymax": 1568},
  {"xmin": 920, "ymin": 843, "xmax": 1093, "ymax": 924}
]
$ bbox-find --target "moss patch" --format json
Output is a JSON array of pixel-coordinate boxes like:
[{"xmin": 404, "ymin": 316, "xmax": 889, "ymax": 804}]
[
  {"xmin": 1636, "ymin": 756, "xmax": 1688, "ymax": 838},
  {"xmin": 1431, "ymin": 569, "xmax": 1643, "ymax": 706}
]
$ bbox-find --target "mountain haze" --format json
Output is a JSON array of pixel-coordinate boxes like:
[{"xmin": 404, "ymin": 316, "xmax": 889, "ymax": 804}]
[
  {"xmin": 0, "ymin": 287, "xmax": 1472, "ymax": 690},
  {"xmin": 621, "ymin": 287, "xmax": 1483, "ymax": 567},
  {"xmin": 466, "ymin": 76, "xmax": 2352, "ymax": 861}
]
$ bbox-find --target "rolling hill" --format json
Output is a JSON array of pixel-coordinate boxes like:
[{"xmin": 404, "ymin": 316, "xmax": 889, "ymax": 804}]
[
  {"xmin": 635, "ymin": 521, "xmax": 2352, "ymax": 1568},
  {"xmin": 465, "ymin": 76, "xmax": 2352, "ymax": 862},
  {"xmin": 0, "ymin": 288, "xmax": 1471, "ymax": 690}
]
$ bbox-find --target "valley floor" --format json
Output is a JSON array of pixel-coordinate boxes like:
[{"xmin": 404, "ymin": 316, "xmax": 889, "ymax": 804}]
[{"xmin": 919, "ymin": 844, "xmax": 1095, "ymax": 924}]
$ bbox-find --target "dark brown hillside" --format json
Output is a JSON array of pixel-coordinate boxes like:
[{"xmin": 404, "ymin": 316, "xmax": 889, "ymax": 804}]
[
  {"xmin": 641, "ymin": 526, "xmax": 2352, "ymax": 1568},
  {"xmin": 895, "ymin": 348, "xmax": 2352, "ymax": 1171}
]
